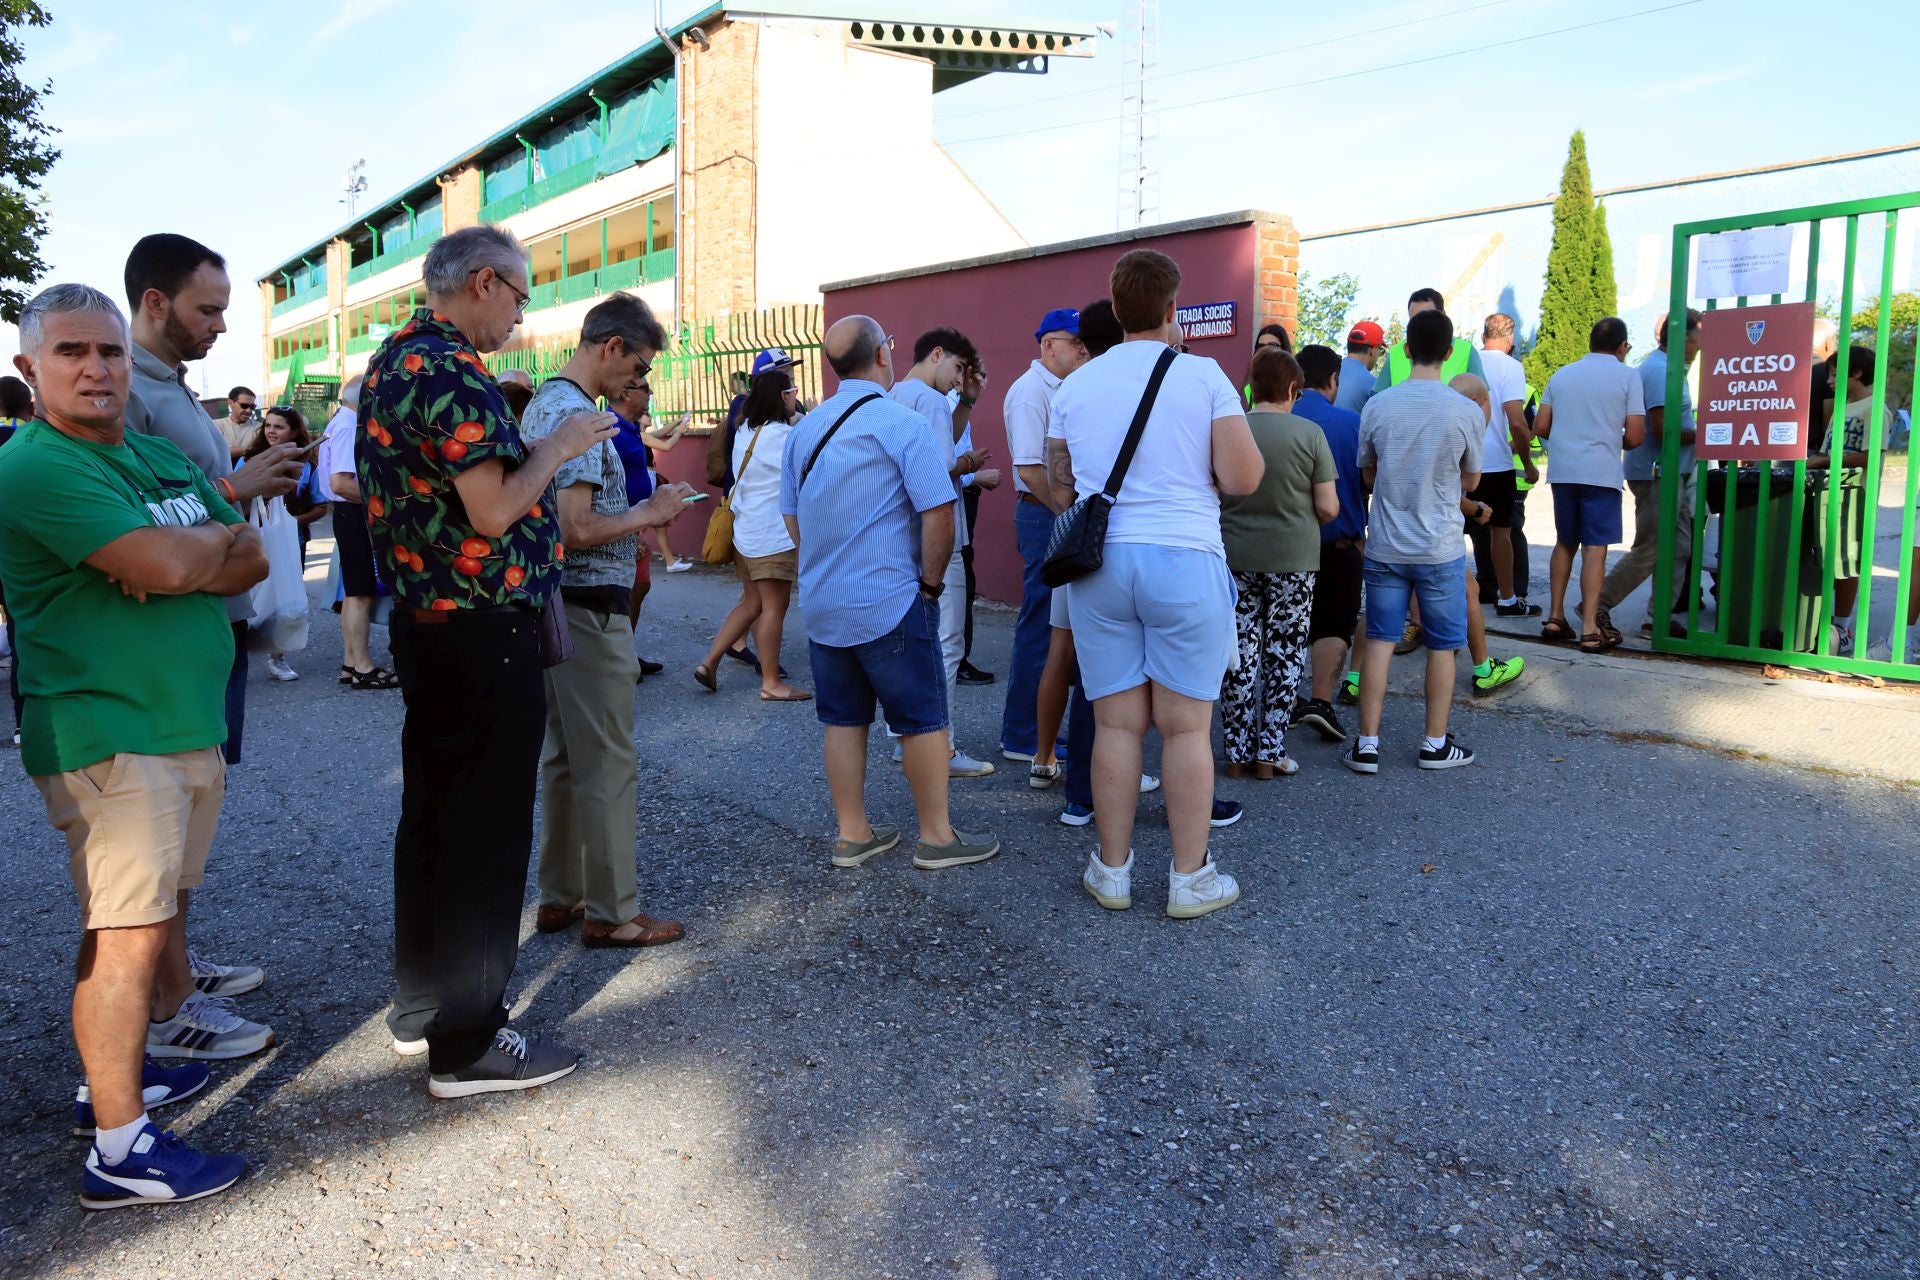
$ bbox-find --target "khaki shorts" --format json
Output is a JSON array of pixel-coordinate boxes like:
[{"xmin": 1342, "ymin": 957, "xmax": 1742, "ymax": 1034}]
[
  {"xmin": 735, "ymin": 547, "xmax": 799, "ymax": 583},
  {"xmin": 34, "ymin": 748, "xmax": 226, "ymax": 930}
]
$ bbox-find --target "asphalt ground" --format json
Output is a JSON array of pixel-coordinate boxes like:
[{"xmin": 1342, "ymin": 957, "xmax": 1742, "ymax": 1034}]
[{"xmin": 0, "ymin": 544, "xmax": 1915, "ymax": 1279}]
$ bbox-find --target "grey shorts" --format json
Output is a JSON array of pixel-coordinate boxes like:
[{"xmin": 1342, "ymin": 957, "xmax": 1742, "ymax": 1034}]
[{"xmin": 1065, "ymin": 542, "xmax": 1235, "ymax": 702}]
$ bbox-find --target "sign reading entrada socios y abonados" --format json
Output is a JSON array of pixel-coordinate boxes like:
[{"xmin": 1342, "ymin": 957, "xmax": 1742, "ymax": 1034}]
[{"xmin": 1174, "ymin": 300, "xmax": 1236, "ymax": 341}]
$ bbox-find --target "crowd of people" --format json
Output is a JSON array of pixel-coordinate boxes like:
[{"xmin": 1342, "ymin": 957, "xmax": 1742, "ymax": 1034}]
[{"xmin": 0, "ymin": 217, "xmax": 1908, "ymax": 1214}]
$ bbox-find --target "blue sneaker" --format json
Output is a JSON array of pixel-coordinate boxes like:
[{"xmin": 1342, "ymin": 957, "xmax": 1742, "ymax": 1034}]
[
  {"xmin": 1209, "ymin": 799, "xmax": 1244, "ymax": 828},
  {"xmin": 80, "ymin": 1121, "xmax": 245, "ymax": 1209},
  {"xmin": 73, "ymin": 1058, "xmax": 210, "ymax": 1136},
  {"xmin": 1059, "ymin": 803, "xmax": 1094, "ymax": 827}
]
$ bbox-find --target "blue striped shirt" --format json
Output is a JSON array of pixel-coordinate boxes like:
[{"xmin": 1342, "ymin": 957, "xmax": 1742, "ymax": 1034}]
[{"xmin": 780, "ymin": 378, "xmax": 955, "ymax": 648}]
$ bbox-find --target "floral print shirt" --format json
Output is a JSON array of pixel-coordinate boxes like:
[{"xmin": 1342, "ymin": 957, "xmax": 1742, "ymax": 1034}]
[{"xmin": 357, "ymin": 309, "xmax": 562, "ymax": 610}]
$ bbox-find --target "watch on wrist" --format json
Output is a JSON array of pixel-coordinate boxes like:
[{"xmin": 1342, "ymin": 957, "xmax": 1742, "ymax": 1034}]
[
  {"xmin": 920, "ymin": 578, "xmax": 946, "ymax": 600},
  {"xmin": 958, "ymin": 394, "xmax": 977, "ymax": 407}
]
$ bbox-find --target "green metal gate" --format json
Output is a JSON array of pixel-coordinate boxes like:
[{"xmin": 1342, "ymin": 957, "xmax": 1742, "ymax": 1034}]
[{"xmin": 1655, "ymin": 193, "xmax": 1919, "ymax": 680}]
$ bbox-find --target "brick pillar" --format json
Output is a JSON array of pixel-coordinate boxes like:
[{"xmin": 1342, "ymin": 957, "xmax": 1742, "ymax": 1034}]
[
  {"xmin": 259, "ymin": 280, "xmax": 277, "ymax": 393},
  {"xmin": 1254, "ymin": 216, "xmax": 1300, "ymax": 338},
  {"xmin": 681, "ymin": 17, "xmax": 760, "ymax": 325},
  {"xmin": 442, "ymin": 166, "xmax": 484, "ymax": 232}
]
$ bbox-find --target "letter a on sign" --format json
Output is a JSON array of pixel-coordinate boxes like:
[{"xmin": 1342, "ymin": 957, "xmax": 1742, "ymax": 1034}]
[{"xmin": 1696, "ymin": 301, "xmax": 1815, "ymax": 462}]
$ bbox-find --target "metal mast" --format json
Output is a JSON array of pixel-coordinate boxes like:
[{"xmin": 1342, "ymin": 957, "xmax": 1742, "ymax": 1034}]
[{"xmin": 1117, "ymin": 0, "xmax": 1159, "ymax": 231}]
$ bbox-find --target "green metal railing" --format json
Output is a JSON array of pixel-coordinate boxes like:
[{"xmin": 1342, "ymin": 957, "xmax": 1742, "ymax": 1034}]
[
  {"xmin": 1656, "ymin": 192, "xmax": 1919, "ymax": 680},
  {"xmin": 485, "ymin": 304, "xmax": 823, "ymax": 421},
  {"xmin": 517, "ymin": 249, "xmax": 676, "ymax": 316},
  {"xmin": 270, "ymin": 284, "xmax": 326, "ymax": 317},
  {"xmin": 270, "ymin": 345, "xmax": 332, "ymax": 373},
  {"xmin": 347, "ymin": 238, "xmax": 430, "ymax": 285},
  {"xmin": 479, "ymin": 158, "xmax": 599, "ymax": 224}
]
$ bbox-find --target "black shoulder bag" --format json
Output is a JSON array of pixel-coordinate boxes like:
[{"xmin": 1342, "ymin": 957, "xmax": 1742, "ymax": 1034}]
[
  {"xmin": 799, "ymin": 393, "xmax": 882, "ymax": 489},
  {"xmin": 1042, "ymin": 347, "xmax": 1177, "ymax": 587}
]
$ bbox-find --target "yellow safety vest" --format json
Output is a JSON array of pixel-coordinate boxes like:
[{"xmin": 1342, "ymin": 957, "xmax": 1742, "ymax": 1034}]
[
  {"xmin": 1513, "ymin": 382, "xmax": 1544, "ymax": 491},
  {"xmin": 1385, "ymin": 337, "xmax": 1475, "ymax": 386}
]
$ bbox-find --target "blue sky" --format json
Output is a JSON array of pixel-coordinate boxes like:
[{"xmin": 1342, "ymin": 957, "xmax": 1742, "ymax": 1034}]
[{"xmin": 13, "ymin": 0, "xmax": 1918, "ymax": 394}]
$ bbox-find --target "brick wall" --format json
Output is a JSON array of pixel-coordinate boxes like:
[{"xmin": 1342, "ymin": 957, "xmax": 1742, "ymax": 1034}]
[
  {"xmin": 681, "ymin": 18, "xmax": 760, "ymax": 323},
  {"xmin": 442, "ymin": 166, "xmax": 483, "ymax": 233},
  {"xmin": 1254, "ymin": 216, "xmax": 1300, "ymax": 338}
]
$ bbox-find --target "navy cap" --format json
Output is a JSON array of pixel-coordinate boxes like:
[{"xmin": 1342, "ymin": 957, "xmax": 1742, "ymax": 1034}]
[
  {"xmin": 751, "ymin": 347, "xmax": 795, "ymax": 377},
  {"xmin": 1035, "ymin": 308, "xmax": 1080, "ymax": 343}
]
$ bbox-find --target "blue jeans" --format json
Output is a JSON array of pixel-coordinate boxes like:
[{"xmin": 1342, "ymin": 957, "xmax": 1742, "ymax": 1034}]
[
  {"xmin": 999, "ymin": 500, "xmax": 1055, "ymax": 755},
  {"xmin": 1363, "ymin": 557, "xmax": 1469, "ymax": 653}
]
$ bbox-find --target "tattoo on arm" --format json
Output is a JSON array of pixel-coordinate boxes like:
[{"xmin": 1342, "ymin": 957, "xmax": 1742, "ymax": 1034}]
[{"xmin": 1045, "ymin": 437, "xmax": 1077, "ymax": 507}]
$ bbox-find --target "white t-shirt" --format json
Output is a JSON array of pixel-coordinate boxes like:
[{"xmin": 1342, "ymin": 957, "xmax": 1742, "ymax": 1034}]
[
  {"xmin": 1540, "ymin": 353, "xmax": 1646, "ymax": 489},
  {"xmin": 1047, "ymin": 340, "xmax": 1243, "ymax": 556},
  {"xmin": 729, "ymin": 418, "xmax": 795, "ymax": 558},
  {"xmin": 1002, "ymin": 359, "xmax": 1062, "ymax": 494},
  {"xmin": 1477, "ymin": 346, "xmax": 1528, "ymax": 474},
  {"xmin": 315, "ymin": 406, "xmax": 358, "ymax": 502}
]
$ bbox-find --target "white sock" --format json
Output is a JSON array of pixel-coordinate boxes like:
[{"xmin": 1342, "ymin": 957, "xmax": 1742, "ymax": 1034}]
[
  {"xmin": 1424, "ymin": 735, "xmax": 1449, "ymax": 752},
  {"xmin": 1833, "ymin": 610, "xmax": 1855, "ymax": 628},
  {"xmin": 95, "ymin": 1113, "xmax": 150, "ymax": 1164},
  {"xmin": 1358, "ymin": 735, "xmax": 1380, "ymax": 753},
  {"xmin": 1498, "ymin": 595, "xmax": 1519, "ymax": 606}
]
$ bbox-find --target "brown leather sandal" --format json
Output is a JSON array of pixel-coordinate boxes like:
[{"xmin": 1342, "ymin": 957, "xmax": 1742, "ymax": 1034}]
[
  {"xmin": 582, "ymin": 912, "xmax": 686, "ymax": 949},
  {"xmin": 535, "ymin": 902, "xmax": 584, "ymax": 934}
]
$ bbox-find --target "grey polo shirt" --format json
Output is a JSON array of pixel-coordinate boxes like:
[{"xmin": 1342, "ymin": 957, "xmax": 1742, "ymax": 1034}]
[{"xmin": 126, "ymin": 341, "xmax": 250, "ymax": 621}]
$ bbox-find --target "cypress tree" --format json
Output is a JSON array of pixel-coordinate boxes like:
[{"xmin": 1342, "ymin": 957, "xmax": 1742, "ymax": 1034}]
[
  {"xmin": 1526, "ymin": 131, "xmax": 1598, "ymax": 388},
  {"xmin": 1591, "ymin": 200, "xmax": 1619, "ymax": 319}
]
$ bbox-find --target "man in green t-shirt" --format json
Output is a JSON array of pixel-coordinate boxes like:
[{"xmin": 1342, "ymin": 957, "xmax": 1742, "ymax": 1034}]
[{"xmin": 0, "ymin": 285, "xmax": 271, "ymax": 1209}]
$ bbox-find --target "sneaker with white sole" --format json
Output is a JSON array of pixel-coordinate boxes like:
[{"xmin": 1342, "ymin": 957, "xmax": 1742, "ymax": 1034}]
[
  {"xmin": 1000, "ymin": 747, "xmax": 1036, "ymax": 763},
  {"xmin": 392, "ymin": 1035, "xmax": 430, "ymax": 1057},
  {"xmin": 72, "ymin": 1059, "xmax": 210, "ymax": 1136},
  {"xmin": 1343, "ymin": 741, "xmax": 1380, "ymax": 774},
  {"xmin": 428, "ymin": 1029, "xmax": 579, "ymax": 1099},
  {"xmin": 663, "ymin": 558, "xmax": 694, "ymax": 574},
  {"xmin": 1167, "ymin": 858, "xmax": 1241, "ymax": 919},
  {"xmin": 1059, "ymin": 802, "xmax": 1093, "ymax": 827},
  {"xmin": 1083, "ymin": 849, "xmax": 1133, "ymax": 910},
  {"xmin": 188, "ymin": 948, "xmax": 264, "ymax": 997},
  {"xmin": 1209, "ymin": 799, "xmax": 1244, "ymax": 828},
  {"xmin": 948, "ymin": 750, "xmax": 996, "ymax": 778},
  {"xmin": 146, "ymin": 992, "xmax": 276, "ymax": 1060},
  {"xmin": 1139, "ymin": 773, "xmax": 1161, "ymax": 794},
  {"xmin": 1029, "ymin": 762, "xmax": 1060, "ymax": 789},
  {"xmin": 1417, "ymin": 734, "xmax": 1476, "ymax": 770},
  {"xmin": 265, "ymin": 656, "xmax": 298, "ymax": 682},
  {"xmin": 80, "ymin": 1121, "xmax": 245, "ymax": 1210},
  {"xmin": 911, "ymin": 830, "xmax": 1001, "ymax": 870}
]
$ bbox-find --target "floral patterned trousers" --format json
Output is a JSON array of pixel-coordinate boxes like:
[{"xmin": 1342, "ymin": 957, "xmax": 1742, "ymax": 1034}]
[{"xmin": 1222, "ymin": 569, "xmax": 1315, "ymax": 765}]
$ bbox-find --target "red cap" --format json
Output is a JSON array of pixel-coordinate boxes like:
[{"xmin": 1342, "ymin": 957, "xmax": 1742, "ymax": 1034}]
[{"xmin": 1346, "ymin": 321, "xmax": 1386, "ymax": 348}]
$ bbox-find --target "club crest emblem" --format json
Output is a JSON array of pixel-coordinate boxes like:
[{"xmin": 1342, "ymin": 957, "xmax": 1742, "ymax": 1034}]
[{"xmin": 1745, "ymin": 320, "xmax": 1766, "ymax": 345}]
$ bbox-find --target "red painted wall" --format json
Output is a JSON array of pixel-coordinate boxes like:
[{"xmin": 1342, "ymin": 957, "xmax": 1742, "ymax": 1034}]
[{"xmin": 824, "ymin": 221, "xmax": 1260, "ymax": 605}]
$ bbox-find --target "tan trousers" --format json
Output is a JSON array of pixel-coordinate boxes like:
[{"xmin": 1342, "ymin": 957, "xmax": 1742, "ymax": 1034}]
[
  {"xmin": 1602, "ymin": 478, "xmax": 1693, "ymax": 616},
  {"xmin": 536, "ymin": 600, "xmax": 639, "ymax": 926}
]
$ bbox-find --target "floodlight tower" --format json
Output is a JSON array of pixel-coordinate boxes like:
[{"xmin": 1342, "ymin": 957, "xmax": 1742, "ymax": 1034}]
[
  {"xmin": 1117, "ymin": 0, "xmax": 1159, "ymax": 231},
  {"xmin": 340, "ymin": 158, "xmax": 368, "ymax": 219}
]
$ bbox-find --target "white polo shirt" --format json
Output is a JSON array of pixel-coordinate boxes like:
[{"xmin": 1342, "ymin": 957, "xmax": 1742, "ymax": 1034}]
[{"xmin": 1002, "ymin": 359, "xmax": 1062, "ymax": 494}]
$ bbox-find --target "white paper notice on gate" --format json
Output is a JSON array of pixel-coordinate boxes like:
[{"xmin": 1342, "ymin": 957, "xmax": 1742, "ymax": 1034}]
[{"xmin": 1694, "ymin": 226, "xmax": 1794, "ymax": 299}]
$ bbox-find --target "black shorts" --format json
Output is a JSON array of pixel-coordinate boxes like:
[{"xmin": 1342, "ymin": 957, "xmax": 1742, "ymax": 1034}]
[
  {"xmin": 1469, "ymin": 470, "xmax": 1519, "ymax": 529},
  {"xmin": 332, "ymin": 500, "xmax": 382, "ymax": 598},
  {"xmin": 1309, "ymin": 540, "xmax": 1364, "ymax": 643}
]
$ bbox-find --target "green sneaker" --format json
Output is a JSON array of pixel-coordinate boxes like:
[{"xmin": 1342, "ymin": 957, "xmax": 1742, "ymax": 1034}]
[
  {"xmin": 831, "ymin": 826, "xmax": 900, "ymax": 869},
  {"xmin": 1336, "ymin": 670, "xmax": 1360, "ymax": 706},
  {"xmin": 1472, "ymin": 655, "xmax": 1525, "ymax": 695},
  {"xmin": 912, "ymin": 830, "xmax": 1001, "ymax": 870}
]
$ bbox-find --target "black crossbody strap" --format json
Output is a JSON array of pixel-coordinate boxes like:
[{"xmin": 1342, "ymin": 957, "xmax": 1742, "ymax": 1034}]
[
  {"xmin": 800, "ymin": 393, "xmax": 882, "ymax": 488},
  {"xmin": 1099, "ymin": 347, "xmax": 1179, "ymax": 502}
]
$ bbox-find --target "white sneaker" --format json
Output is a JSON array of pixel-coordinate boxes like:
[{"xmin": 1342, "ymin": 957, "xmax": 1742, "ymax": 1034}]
[
  {"xmin": 188, "ymin": 948, "xmax": 264, "ymax": 997},
  {"xmin": 1167, "ymin": 858, "xmax": 1240, "ymax": 920},
  {"xmin": 1833, "ymin": 621, "xmax": 1856, "ymax": 656},
  {"xmin": 265, "ymin": 656, "xmax": 299, "ymax": 682},
  {"xmin": 1083, "ymin": 849, "xmax": 1133, "ymax": 910},
  {"xmin": 1000, "ymin": 747, "xmax": 1036, "ymax": 763},
  {"xmin": 1139, "ymin": 773, "xmax": 1161, "ymax": 794},
  {"xmin": 392, "ymin": 1035, "xmax": 429, "ymax": 1057},
  {"xmin": 949, "ymin": 750, "xmax": 996, "ymax": 778},
  {"xmin": 1029, "ymin": 762, "xmax": 1060, "ymax": 790},
  {"xmin": 663, "ymin": 557, "xmax": 694, "ymax": 574},
  {"xmin": 147, "ymin": 992, "xmax": 276, "ymax": 1060}
]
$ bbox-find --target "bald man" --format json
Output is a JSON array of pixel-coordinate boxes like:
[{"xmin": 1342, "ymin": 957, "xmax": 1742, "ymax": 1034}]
[
  {"xmin": 779, "ymin": 316, "xmax": 1000, "ymax": 873},
  {"xmin": 1449, "ymin": 374, "xmax": 1524, "ymax": 695}
]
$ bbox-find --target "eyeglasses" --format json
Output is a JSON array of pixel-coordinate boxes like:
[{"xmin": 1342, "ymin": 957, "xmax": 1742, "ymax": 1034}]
[{"xmin": 471, "ymin": 268, "xmax": 529, "ymax": 314}]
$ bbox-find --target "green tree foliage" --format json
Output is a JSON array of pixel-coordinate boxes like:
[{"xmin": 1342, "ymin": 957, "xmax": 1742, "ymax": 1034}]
[
  {"xmin": 1525, "ymin": 131, "xmax": 1599, "ymax": 389},
  {"xmin": 0, "ymin": 1, "xmax": 58, "ymax": 322},
  {"xmin": 1294, "ymin": 271, "xmax": 1360, "ymax": 349},
  {"xmin": 1851, "ymin": 291, "xmax": 1918, "ymax": 412},
  {"xmin": 1590, "ymin": 200, "xmax": 1618, "ymax": 319}
]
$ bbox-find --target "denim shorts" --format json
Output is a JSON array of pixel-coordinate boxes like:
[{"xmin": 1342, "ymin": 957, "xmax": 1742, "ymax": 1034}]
[
  {"xmin": 1066, "ymin": 542, "xmax": 1235, "ymax": 702},
  {"xmin": 1363, "ymin": 556, "xmax": 1468, "ymax": 652},
  {"xmin": 1551, "ymin": 482, "xmax": 1624, "ymax": 548},
  {"xmin": 809, "ymin": 597, "xmax": 949, "ymax": 735}
]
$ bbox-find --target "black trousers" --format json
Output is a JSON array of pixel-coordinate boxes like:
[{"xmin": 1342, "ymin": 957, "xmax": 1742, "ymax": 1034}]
[
  {"xmin": 224, "ymin": 620, "xmax": 248, "ymax": 763},
  {"xmin": 386, "ymin": 608, "xmax": 546, "ymax": 1073},
  {"xmin": 961, "ymin": 486, "xmax": 982, "ymax": 662},
  {"xmin": 1470, "ymin": 489, "xmax": 1533, "ymax": 599}
]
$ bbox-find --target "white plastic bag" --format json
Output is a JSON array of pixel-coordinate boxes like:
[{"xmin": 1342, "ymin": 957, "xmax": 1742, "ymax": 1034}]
[{"xmin": 245, "ymin": 496, "xmax": 310, "ymax": 654}]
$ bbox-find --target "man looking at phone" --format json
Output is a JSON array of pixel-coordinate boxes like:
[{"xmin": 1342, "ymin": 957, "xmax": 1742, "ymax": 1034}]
[
  {"xmin": 358, "ymin": 227, "xmax": 619, "ymax": 1097},
  {"xmin": 517, "ymin": 293, "xmax": 696, "ymax": 950}
]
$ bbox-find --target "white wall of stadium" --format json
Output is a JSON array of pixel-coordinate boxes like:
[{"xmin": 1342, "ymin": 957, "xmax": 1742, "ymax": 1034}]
[{"xmin": 1298, "ymin": 143, "xmax": 1920, "ymax": 349}]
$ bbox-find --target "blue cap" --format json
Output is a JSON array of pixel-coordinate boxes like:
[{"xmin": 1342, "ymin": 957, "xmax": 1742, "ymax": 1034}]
[
  {"xmin": 751, "ymin": 347, "xmax": 795, "ymax": 377},
  {"xmin": 1035, "ymin": 308, "xmax": 1079, "ymax": 343}
]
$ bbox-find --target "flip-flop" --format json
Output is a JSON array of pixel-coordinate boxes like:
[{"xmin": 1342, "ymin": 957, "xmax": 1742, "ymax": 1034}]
[
  {"xmin": 694, "ymin": 664, "xmax": 717, "ymax": 692},
  {"xmin": 1541, "ymin": 618, "xmax": 1578, "ymax": 643},
  {"xmin": 760, "ymin": 689, "xmax": 813, "ymax": 702}
]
